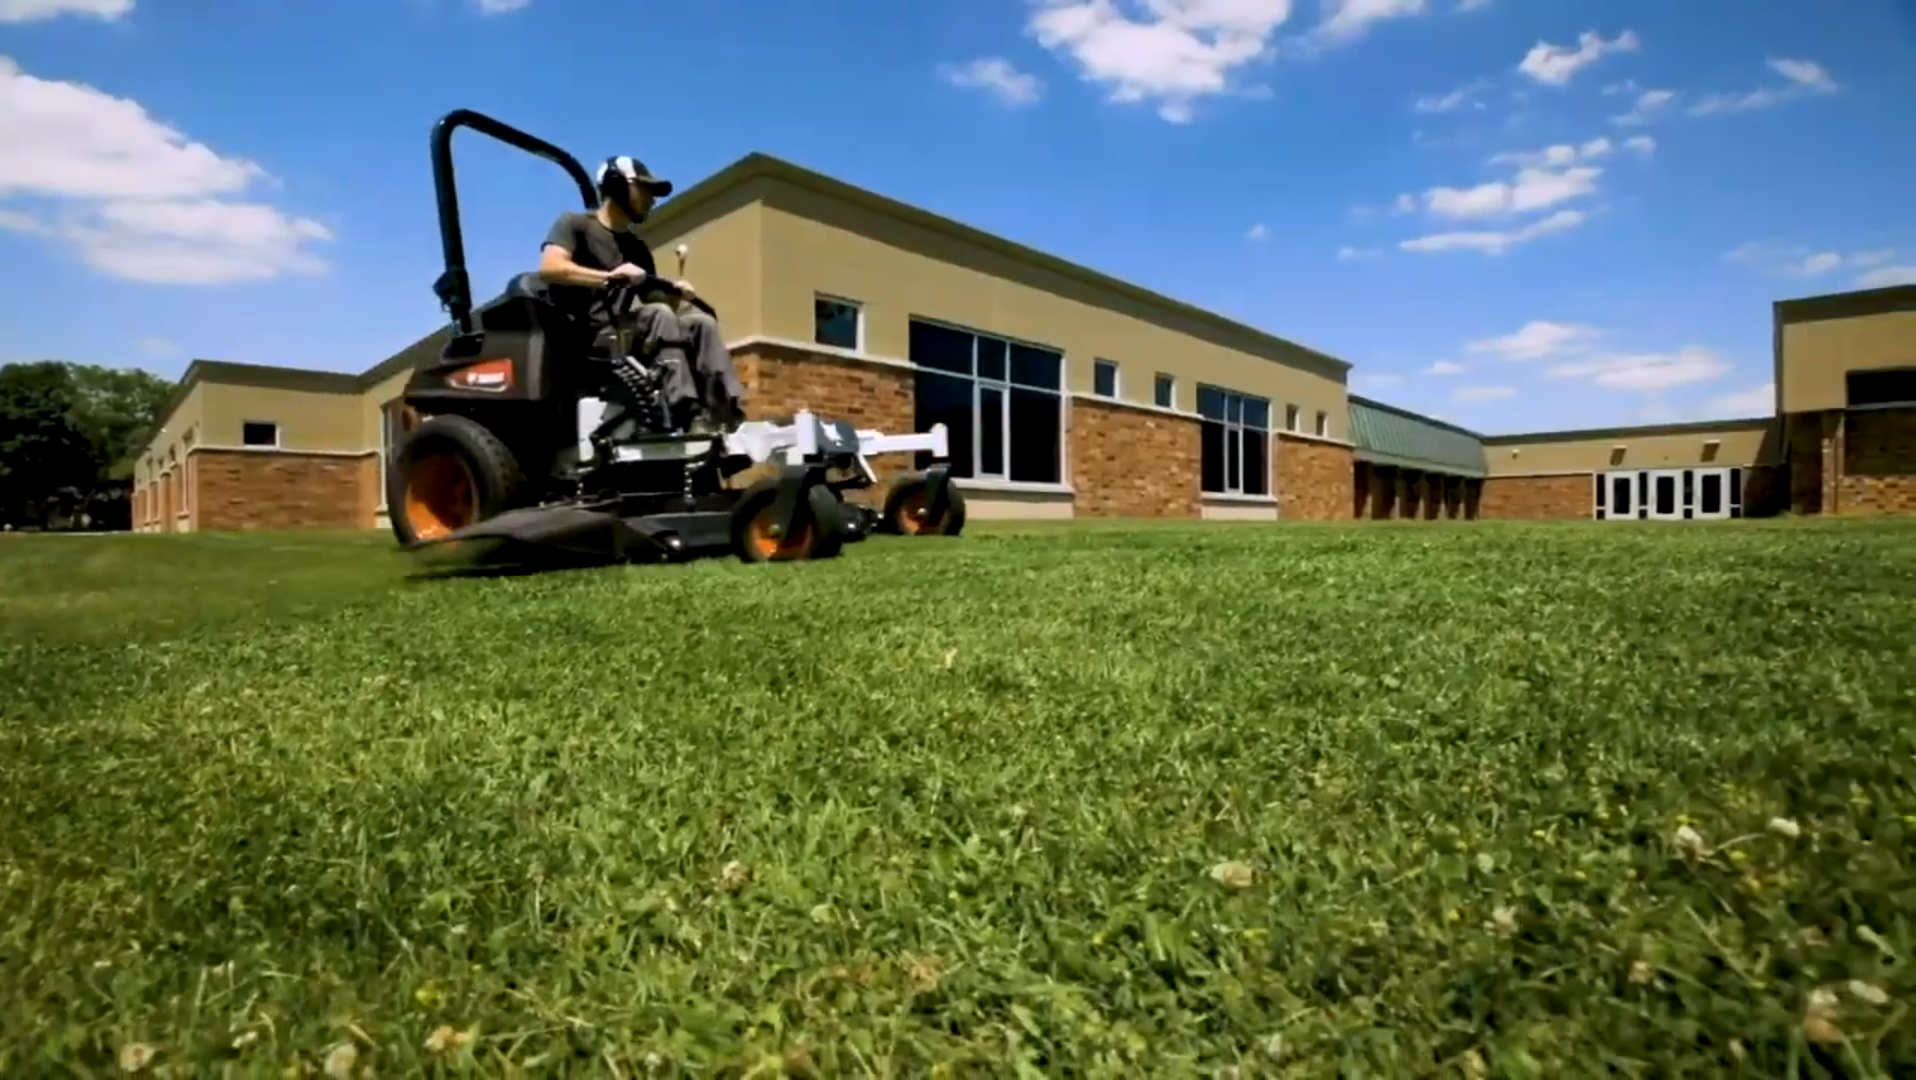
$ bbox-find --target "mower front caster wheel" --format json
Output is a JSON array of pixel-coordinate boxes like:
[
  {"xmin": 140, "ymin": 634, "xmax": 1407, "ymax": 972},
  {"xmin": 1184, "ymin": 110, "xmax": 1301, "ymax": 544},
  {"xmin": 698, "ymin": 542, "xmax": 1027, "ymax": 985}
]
[
  {"xmin": 882, "ymin": 472, "xmax": 967, "ymax": 536},
  {"xmin": 732, "ymin": 481, "xmax": 845, "ymax": 563}
]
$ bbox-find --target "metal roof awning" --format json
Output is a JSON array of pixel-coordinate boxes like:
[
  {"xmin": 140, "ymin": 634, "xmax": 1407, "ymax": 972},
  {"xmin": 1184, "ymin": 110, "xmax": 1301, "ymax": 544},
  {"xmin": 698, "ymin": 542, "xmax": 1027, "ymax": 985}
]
[{"xmin": 1348, "ymin": 397, "xmax": 1488, "ymax": 478}]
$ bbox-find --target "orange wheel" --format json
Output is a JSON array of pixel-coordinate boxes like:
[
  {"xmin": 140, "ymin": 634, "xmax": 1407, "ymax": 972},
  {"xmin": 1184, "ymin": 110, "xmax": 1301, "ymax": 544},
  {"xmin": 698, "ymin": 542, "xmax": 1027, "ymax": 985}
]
[
  {"xmin": 732, "ymin": 482, "xmax": 846, "ymax": 563},
  {"xmin": 882, "ymin": 475, "xmax": 966, "ymax": 536},
  {"xmin": 746, "ymin": 501, "xmax": 817, "ymax": 560},
  {"xmin": 403, "ymin": 453, "xmax": 479, "ymax": 541}
]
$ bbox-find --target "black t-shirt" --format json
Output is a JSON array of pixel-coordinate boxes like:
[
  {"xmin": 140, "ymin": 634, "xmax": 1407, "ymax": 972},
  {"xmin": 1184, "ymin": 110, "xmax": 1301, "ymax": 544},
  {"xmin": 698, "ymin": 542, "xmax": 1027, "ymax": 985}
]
[{"xmin": 541, "ymin": 211, "xmax": 658, "ymax": 325}]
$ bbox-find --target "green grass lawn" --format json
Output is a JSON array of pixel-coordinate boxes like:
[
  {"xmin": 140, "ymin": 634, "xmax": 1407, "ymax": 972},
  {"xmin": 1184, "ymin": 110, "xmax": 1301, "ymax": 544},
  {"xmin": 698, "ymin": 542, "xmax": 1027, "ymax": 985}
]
[{"xmin": 3, "ymin": 520, "xmax": 1914, "ymax": 1076}]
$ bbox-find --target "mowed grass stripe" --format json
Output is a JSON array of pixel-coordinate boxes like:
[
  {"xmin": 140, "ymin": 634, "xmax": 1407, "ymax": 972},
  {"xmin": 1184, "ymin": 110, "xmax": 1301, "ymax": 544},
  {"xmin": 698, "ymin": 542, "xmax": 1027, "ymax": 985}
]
[{"xmin": 1, "ymin": 520, "xmax": 1912, "ymax": 1075}]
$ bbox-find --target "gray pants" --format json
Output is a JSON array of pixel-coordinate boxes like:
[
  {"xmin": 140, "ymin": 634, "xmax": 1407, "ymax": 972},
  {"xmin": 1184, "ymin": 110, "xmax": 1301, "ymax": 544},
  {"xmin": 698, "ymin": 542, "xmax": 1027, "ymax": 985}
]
[{"xmin": 624, "ymin": 301, "xmax": 744, "ymax": 420}]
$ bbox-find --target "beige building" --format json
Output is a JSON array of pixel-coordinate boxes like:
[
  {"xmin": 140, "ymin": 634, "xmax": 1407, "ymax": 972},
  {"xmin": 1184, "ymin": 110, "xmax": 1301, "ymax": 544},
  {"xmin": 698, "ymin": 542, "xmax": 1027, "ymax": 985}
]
[{"xmin": 130, "ymin": 153, "xmax": 1916, "ymax": 533}]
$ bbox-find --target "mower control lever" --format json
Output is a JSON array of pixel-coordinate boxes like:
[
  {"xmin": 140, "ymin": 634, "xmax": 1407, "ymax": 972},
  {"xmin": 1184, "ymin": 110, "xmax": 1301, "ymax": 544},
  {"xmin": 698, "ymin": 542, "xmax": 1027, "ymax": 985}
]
[{"xmin": 600, "ymin": 274, "xmax": 717, "ymax": 318}]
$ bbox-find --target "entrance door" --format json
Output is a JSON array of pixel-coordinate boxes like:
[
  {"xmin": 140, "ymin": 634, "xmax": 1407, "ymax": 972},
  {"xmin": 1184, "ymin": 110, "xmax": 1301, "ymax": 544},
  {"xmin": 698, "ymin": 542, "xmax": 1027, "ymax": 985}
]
[
  {"xmin": 1646, "ymin": 469, "xmax": 1684, "ymax": 521},
  {"xmin": 1693, "ymin": 467, "xmax": 1731, "ymax": 520},
  {"xmin": 1606, "ymin": 472, "xmax": 1635, "ymax": 520}
]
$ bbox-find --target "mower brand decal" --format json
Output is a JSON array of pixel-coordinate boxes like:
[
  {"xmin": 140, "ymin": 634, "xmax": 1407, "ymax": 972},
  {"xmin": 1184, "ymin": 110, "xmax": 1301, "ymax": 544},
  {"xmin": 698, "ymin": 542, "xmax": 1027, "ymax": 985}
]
[{"xmin": 447, "ymin": 358, "xmax": 515, "ymax": 392}]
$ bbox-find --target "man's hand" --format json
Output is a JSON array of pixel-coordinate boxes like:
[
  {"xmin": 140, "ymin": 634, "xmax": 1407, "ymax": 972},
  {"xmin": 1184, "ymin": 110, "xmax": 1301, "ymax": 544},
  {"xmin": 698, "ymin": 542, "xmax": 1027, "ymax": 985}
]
[{"xmin": 607, "ymin": 263, "xmax": 648, "ymax": 283}]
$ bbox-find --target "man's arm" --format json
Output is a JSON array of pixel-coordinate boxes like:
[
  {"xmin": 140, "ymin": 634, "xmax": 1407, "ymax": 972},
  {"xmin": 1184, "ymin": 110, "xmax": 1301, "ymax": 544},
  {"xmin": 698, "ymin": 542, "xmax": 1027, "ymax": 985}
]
[
  {"xmin": 534, "ymin": 214, "xmax": 625, "ymax": 289},
  {"xmin": 538, "ymin": 244, "xmax": 612, "ymax": 288},
  {"xmin": 537, "ymin": 216, "xmax": 613, "ymax": 288}
]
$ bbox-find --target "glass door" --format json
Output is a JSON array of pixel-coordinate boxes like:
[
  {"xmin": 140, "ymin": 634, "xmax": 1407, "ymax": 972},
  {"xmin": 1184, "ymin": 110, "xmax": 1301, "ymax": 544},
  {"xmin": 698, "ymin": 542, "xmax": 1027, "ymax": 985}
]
[
  {"xmin": 1606, "ymin": 472, "xmax": 1635, "ymax": 521},
  {"xmin": 1646, "ymin": 469, "xmax": 1683, "ymax": 520},
  {"xmin": 1693, "ymin": 468, "xmax": 1731, "ymax": 520}
]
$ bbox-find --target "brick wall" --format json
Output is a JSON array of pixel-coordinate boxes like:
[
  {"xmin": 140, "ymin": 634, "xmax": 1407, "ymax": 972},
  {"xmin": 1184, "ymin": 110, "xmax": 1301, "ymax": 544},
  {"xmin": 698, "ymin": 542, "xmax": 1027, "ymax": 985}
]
[
  {"xmin": 1070, "ymin": 399, "xmax": 1199, "ymax": 518},
  {"xmin": 738, "ymin": 343, "xmax": 916, "ymax": 505},
  {"xmin": 192, "ymin": 450, "xmax": 375, "ymax": 531},
  {"xmin": 1479, "ymin": 474, "xmax": 1591, "ymax": 519},
  {"xmin": 1276, "ymin": 434, "xmax": 1354, "ymax": 521},
  {"xmin": 1837, "ymin": 406, "xmax": 1916, "ymax": 516}
]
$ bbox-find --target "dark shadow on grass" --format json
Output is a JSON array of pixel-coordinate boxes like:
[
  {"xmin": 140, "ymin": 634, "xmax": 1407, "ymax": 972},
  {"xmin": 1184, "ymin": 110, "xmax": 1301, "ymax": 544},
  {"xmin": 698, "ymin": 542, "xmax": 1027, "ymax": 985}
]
[{"xmin": 401, "ymin": 540, "xmax": 631, "ymax": 581}]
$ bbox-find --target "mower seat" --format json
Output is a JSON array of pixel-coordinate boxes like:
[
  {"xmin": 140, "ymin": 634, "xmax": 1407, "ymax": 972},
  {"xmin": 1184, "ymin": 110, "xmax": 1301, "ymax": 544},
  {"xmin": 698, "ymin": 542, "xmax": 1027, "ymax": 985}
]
[{"xmin": 502, "ymin": 272, "xmax": 551, "ymax": 303}]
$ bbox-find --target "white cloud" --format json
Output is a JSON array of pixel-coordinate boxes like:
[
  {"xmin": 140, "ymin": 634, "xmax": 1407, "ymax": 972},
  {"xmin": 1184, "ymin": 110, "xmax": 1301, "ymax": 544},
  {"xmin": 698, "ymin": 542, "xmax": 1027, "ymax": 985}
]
[
  {"xmin": 1412, "ymin": 79, "xmax": 1489, "ymax": 113},
  {"xmin": 1336, "ymin": 245, "xmax": 1381, "ymax": 260},
  {"xmin": 1690, "ymin": 57, "xmax": 1837, "ymax": 116},
  {"xmin": 1026, "ymin": 0, "xmax": 1296, "ymax": 123},
  {"xmin": 1708, "ymin": 382, "xmax": 1775, "ymax": 415},
  {"xmin": 1517, "ymin": 30, "xmax": 1640, "ymax": 87},
  {"xmin": 1454, "ymin": 0, "xmax": 1489, "ymax": 10},
  {"xmin": 1725, "ymin": 242, "xmax": 1898, "ymax": 281},
  {"xmin": 474, "ymin": 0, "xmax": 529, "ymax": 11},
  {"xmin": 1771, "ymin": 57, "xmax": 1836, "ymax": 91},
  {"xmin": 1453, "ymin": 385, "xmax": 1514, "ymax": 401},
  {"xmin": 1358, "ymin": 371, "xmax": 1406, "ymax": 386},
  {"xmin": 1421, "ymin": 166, "xmax": 1601, "ymax": 219},
  {"xmin": 1610, "ymin": 87, "xmax": 1676, "ymax": 126},
  {"xmin": 1488, "ymin": 134, "xmax": 1651, "ymax": 169},
  {"xmin": 135, "ymin": 336, "xmax": 176, "ymax": 355},
  {"xmin": 1857, "ymin": 264, "xmax": 1916, "ymax": 289},
  {"xmin": 1425, "ymin": 360, "xmax": 1466, "ymax": 375},
  {"xmin": 0, "ymin": 207, "xmax": 43, "ymax": 233},
  {"xmin": 938, "ymin": 57, "xmax": 1045, "ymax": 106},
  {"xmin": 1399, "ymin": 208, "xmax": 1585, "ymax": 254},
  {"xmin": 0, "ymin": 56, "xmax": 331, "ymax": 284},
  {"xmin": 1400, "ymin": 129, "xmax": 1650, "ymax": 241},
  {"xmin": 1548, "ymin": 346, "xmax": 1730, "ymax": 391},
  {"xmin": 1465, "ymin": 319, "xmax": 1600, "ymax": 361},
  {"xmin": 1246, "ymin": 221, "xmax": 1268, "ymax": 241},
  {"xmin": 1391, "ymin": 192, "xmax": 1416, "ymax": 214},
  {"xmin": 0, "ymin": 0, "xmax": 129, "ymax": 22},
  {"xmin": 1315, "ymin": 0, "xmax": 1428, "ymax": 45}
]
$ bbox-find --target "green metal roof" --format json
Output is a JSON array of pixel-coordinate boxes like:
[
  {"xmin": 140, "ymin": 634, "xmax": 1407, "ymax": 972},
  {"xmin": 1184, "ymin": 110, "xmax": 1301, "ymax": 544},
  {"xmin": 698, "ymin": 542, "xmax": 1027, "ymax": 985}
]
[{"xmin": 1348, "ymin": 396, "xmax": 1487, "ymax": 477}]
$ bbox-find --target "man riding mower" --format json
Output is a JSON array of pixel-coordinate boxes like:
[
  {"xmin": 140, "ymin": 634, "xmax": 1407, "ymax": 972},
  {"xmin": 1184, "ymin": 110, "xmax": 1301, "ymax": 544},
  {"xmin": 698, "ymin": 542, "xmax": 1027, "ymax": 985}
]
[
  {"xmin": 386, "ymin": 109, "xmax": 966, "ymax": 566},
  {"xmin": 536, "ymin": 154, "xmax": 745, "ymax": 437}
]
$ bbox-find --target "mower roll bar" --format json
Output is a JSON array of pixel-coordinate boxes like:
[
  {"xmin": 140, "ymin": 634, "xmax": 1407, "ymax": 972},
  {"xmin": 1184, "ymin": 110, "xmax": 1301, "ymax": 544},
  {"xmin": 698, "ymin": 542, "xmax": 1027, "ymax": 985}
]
[{"xmin": 431, "ymin": 109, "xmax": 598, "ymax": 336}]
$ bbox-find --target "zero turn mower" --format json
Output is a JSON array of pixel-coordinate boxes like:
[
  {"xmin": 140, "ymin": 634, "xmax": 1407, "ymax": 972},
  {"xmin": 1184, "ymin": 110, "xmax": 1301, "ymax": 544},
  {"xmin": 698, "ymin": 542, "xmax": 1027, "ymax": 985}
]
[{"xmin": 389, "ymin": 109, "xmax": 967, "ymax": 565}]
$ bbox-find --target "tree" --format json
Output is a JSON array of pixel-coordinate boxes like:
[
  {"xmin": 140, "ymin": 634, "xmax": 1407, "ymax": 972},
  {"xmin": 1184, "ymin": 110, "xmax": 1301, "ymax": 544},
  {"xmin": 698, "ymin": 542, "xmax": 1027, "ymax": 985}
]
[
  {"xmin": 0, "ymin": 361, "xmax": 174, "ymax": 529},
  {"xmin": 68, "ymin": 364, "xmax": 175, "ymax": 480}
]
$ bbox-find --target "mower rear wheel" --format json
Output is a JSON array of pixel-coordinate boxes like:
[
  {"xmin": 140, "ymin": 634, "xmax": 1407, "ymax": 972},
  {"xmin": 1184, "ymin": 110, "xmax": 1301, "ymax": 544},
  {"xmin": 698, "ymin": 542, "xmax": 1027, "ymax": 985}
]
[
  {"xmin": 390, "ymin": 414, "xmax": 525, "ymax": 546},
  {"xmin": 732, "ymin": 480, "xmax": 845, "ymax": 563},
  {"xmin": 882, "ymin": 473, "xmax": 967, "ymax": 536}
]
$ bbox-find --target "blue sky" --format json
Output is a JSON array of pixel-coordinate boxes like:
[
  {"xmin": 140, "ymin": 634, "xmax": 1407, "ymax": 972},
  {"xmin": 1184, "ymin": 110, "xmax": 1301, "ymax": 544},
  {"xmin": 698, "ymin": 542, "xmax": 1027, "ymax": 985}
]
[{"xmin": 1, "ymin": 0, "xmax": 1912, "ymax": 435}]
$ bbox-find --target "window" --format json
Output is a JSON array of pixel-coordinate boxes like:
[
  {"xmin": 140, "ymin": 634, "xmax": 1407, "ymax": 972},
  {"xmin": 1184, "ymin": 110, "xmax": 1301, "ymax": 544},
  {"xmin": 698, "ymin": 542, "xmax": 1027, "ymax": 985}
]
[
  {"xmin": 1285, "ymin": 404, "xmax": 1300, "ymax": 431},
  {"xmin": 1093, "ymin": 359, "xmax": 1119, "ymax": 398},
  {"xmin": 1154, "ymin": 373, "xmax": 1175, "ymax": 409},
  {"xmin": 1847, "ymin": 367, "xmax": 1916, "ymax": 408},
  {"xmin": 1198, "ymin": 384, "xmax": 1270, "ymax": 496},
  {"xmin": 908, "ymin": 319, "xmax": 1063, "ymax": 484},
  {"xmin": 1314, "ymin": 410, "xmax": 1329, "ymax": 437},
  {"xmin": 241, "ymin": 421, "xmax": 278, "ymax": 447},
  {"xmin": 814, "ymin": 295, "xmax": 863, "ymax": 351}
]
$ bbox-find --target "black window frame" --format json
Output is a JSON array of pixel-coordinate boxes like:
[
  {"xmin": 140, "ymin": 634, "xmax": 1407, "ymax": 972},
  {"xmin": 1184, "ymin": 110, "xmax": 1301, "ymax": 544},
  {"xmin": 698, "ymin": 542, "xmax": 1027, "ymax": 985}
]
[
  {"xmin": 1197, "ymin": 383, "xmax": 1271, "ymax": 497},
  {"xmin": 907, "ymin": 318, "xmax": 1064, "ymax": 485},
  {"xmin": 1092, "ymin": 359, "xmax": 1119, "ymax": 398},
  {"xmin": 240, "ymin": 421, "xmax": 278, "ymax": 448},
  {"xmin": 1846, "ymin": 367, "xmax": 1916, "ymax": 409},
  {"xmin": 1154, "ymin": 372, "xmax": 1175, "ymax": 408}
]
